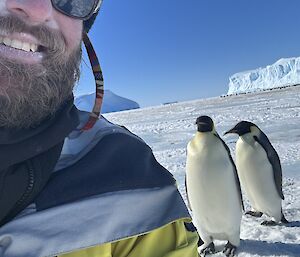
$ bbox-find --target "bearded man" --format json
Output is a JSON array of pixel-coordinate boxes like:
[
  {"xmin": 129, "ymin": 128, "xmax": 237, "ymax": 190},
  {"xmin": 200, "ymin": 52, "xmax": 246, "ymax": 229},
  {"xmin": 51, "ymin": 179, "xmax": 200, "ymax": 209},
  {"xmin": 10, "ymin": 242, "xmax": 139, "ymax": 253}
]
[{"xmin": 0, "ymin": 1, "xmax": 199, "ymax": 256}]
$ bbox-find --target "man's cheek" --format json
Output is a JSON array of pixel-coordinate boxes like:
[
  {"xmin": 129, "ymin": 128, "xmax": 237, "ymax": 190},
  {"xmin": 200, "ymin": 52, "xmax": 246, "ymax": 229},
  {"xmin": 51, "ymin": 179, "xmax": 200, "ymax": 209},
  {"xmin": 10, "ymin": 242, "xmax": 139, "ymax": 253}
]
[
  {"xmin": 57, "ymin": 18, "xmax": 83, "ymax": 49},
  {"xmin": 0, "ymin": 2, "xmax": 9, "ymax": 16}
]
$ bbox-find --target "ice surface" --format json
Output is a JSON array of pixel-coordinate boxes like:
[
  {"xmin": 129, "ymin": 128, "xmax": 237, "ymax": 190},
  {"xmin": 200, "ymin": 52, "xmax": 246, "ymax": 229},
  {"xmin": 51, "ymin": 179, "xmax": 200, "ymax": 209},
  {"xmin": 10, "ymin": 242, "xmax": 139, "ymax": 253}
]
[
  {"xmin": 105, "ymin": 86, "xmax": 300, "ymax": 256},
  {"xmin": 228, "ymin": 57, "xmax": 300, "ymax": 95}
]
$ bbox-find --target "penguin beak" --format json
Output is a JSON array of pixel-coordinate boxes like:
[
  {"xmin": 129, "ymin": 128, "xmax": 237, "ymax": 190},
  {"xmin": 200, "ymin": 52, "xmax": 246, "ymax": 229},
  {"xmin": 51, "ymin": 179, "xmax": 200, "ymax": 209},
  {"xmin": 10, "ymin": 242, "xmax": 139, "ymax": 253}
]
[{"xmin": 224, "ymin": 128, "xmax": 238, "ymax": 136}]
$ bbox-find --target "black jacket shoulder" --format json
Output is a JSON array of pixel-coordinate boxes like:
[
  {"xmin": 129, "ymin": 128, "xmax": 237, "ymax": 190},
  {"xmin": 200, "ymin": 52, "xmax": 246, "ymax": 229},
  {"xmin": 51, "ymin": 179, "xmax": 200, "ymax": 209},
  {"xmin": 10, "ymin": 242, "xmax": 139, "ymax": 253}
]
[{"xmin": 36, "ymin": 130, "xmax": 175, "ymax": 211}]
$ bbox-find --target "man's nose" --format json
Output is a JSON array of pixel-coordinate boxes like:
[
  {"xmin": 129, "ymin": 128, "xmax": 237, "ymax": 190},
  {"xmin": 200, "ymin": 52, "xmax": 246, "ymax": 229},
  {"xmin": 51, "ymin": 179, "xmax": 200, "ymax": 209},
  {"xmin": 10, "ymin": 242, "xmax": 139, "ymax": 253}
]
[{"xmin": 6, "ymin": 0, "xmax": 53, "ymax": 24}]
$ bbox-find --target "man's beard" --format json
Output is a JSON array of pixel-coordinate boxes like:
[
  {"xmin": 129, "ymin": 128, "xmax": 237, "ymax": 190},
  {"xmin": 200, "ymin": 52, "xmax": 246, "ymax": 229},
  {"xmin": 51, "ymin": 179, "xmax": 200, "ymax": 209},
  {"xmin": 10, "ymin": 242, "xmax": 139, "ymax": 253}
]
[{"xmin": 0, "ymin": 16, "xmax": 81, "ymax": 128}]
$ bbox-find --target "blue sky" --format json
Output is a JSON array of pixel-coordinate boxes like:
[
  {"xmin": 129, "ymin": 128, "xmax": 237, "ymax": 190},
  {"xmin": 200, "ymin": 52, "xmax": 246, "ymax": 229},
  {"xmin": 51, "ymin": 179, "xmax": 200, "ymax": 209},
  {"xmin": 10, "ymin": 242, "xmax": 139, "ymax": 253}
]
[{"xmin": 75, "ymin": 0, "xmax": 300, "ymax": 107}]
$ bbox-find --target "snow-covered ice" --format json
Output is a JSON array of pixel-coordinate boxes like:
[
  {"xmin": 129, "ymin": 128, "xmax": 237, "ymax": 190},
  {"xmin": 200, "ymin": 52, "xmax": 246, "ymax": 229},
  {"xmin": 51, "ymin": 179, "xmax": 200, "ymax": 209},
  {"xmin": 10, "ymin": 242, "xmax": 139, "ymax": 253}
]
[
  {"xmin": 104, "ymin": 86, "xmax": 300, "ymax": 257},
  {"xmin": 228, "ymin": 57, "xmax": 300, "ymax": 95}
]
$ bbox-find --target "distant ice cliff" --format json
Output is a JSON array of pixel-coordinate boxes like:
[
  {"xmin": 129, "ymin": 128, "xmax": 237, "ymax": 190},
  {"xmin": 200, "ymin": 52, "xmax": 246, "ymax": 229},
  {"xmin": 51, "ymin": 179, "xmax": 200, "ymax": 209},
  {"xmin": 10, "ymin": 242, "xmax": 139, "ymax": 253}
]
[{"xmin": 228, "ymin": 57, "xmax": 300, "ymax": 95}]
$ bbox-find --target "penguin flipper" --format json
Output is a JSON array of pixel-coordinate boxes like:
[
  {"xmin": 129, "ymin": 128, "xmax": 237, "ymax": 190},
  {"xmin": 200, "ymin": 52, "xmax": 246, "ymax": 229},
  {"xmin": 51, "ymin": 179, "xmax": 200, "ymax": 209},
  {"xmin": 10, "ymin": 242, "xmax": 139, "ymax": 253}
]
[
  {"xmin": 281, "ymin": 209, "xmax": 289, "ymax": 224},
  {"xmin": 254, "ymin": 134, "xmax": 284, "ymax": 200},
  {"xmin": 214, "ymin": 134, "xmax": 244, "ymax": 211}
]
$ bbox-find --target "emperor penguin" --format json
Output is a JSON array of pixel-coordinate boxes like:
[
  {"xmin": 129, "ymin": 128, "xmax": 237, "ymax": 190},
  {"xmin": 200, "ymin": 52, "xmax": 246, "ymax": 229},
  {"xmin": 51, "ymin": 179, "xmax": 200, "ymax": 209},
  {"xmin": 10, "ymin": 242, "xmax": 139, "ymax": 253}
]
[
  {"xmin": 186, "ymin": 116, "xmax": 244, "ymax": 257},
  {"xmin": 224, "ymin": 121, "xmax": 288, "ymax": 226}
]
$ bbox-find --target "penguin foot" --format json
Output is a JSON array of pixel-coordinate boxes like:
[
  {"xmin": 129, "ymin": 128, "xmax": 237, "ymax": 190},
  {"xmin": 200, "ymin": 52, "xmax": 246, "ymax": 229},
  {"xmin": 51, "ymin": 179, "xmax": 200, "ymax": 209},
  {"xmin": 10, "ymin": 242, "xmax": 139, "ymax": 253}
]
[
  {"xmin": 223, "ymin": 242, "xmax": 237, "ymax": 257},
  {"xmin": 245, "ymin": 211, "xmax": 263, "ymax": 217},
  {"xmin": 261, "ymin": 220, "xmax": 277, "ymax": 226},
  {"xmin": 200, "ymin": 242, "xmax": 215, "ymax": 255}
]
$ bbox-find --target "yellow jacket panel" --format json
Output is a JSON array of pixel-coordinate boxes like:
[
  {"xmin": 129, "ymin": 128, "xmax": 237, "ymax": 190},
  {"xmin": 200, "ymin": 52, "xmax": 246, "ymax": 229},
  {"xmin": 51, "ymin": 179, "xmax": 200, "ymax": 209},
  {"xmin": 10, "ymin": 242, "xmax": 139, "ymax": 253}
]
[{"xmin": 60, "ymin": 219, "xmax": 199, "ymax": 257}]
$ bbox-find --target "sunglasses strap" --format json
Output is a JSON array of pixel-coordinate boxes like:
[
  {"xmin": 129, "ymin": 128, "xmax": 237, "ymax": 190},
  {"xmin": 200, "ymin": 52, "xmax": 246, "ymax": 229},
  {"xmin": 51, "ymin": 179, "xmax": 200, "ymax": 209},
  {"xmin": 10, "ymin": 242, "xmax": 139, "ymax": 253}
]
[{"xmin": 81, "ymin": 32, "xmax": 104, "ymax": 131}]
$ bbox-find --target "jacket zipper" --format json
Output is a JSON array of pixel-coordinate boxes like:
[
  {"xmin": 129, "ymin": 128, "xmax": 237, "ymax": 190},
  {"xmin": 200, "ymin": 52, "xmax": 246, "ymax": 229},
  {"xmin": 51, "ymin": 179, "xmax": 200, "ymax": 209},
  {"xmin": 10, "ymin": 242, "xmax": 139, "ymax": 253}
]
[
  {"xmin": 15, "ymin": 161, "xmax": 35, "ymax": 208},
  {"xmin": 1, "ymin": 161, "xmax": 35, "ymax": 226}
]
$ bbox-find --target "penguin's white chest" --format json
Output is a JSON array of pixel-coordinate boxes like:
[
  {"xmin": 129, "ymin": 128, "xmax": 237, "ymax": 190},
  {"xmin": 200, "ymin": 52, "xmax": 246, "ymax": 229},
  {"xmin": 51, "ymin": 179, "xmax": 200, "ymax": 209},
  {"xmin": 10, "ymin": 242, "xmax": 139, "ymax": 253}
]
[
  {"xmin": 186, "ymin": 134, "xmax": 241, "ymax": 239},
  {"xmin": 235, "ymin": 137, "xmax": 282, "ymax": 220}
]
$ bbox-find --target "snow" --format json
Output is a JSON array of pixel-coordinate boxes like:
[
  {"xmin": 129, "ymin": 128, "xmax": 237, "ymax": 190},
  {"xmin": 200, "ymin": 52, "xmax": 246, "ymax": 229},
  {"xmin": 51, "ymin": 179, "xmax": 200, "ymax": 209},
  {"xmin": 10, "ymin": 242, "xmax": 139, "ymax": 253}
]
[
  {"xmin": 228, "ymin": 57, "xmax": 300, "ymax": 95},
  {"xmin": 104, "ymin": 86, "xmax": 300, "ymax": 256},
  {"xmin": 75, "ymin": 90, "xmax": 139, "ymax": 113}
]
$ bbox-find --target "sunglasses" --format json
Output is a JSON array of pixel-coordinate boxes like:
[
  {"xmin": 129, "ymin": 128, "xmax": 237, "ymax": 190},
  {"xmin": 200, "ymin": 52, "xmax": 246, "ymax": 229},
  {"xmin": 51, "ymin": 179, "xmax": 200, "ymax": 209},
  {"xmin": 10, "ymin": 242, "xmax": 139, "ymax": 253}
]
[{"xmin": 52, "ymin": 0, "xmax": 103, "ymax": 20}]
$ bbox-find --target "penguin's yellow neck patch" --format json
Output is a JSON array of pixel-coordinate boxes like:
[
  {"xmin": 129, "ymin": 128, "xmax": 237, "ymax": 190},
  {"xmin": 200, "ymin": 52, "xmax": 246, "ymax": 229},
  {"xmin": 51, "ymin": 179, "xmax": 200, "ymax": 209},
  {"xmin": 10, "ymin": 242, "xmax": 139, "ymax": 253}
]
[
  {"xmin": 212, "ymin": 126, "xmax": 217, "ymax": 133},
  {"xmin": 250, "ymin": 126, "xmax": 260, "ymax": 136}
]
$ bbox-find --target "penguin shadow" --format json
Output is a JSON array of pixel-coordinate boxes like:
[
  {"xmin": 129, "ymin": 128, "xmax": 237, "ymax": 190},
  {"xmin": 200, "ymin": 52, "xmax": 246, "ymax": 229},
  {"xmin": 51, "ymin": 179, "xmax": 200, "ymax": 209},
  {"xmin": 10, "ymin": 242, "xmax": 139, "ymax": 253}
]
[
  {"xmin": 239, "ymin": 239, "xmax": 300, "ymax": 256},
  {"xmin": 284, "ymin": 220, "xmax": 300, "ymax": 228}
]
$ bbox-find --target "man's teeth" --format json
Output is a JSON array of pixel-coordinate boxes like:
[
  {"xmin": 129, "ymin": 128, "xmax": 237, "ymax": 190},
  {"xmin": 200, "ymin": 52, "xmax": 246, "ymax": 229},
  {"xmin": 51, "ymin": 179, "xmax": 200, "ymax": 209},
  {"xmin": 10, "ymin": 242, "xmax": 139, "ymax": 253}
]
[{"xmin": 0, "ymin": 37, "xmax": 38, "ymax": 52}]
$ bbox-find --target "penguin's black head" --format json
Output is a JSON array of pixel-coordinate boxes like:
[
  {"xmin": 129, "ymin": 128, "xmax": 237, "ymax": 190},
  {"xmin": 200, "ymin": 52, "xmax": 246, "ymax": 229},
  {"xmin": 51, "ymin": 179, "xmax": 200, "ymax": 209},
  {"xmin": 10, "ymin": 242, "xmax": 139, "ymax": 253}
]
[
  {"xmin": 195, "ymin": 116, "xmax": 214, "ymax": 132},
  {"xmin": 224, "ymin": 121, "xmax": 257, "ymax": 136}
]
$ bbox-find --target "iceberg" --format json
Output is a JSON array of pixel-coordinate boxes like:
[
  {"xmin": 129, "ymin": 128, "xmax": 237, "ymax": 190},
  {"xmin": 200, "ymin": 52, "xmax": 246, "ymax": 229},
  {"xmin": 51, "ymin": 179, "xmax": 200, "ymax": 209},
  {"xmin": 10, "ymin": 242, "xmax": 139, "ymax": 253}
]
[
  {"xmin": 75, "ymin": 90, "xmax": 140, "ymax": 113},
  {"xmin": 228, "ymin": 57, "xmax": 300, "ymax": 95}
]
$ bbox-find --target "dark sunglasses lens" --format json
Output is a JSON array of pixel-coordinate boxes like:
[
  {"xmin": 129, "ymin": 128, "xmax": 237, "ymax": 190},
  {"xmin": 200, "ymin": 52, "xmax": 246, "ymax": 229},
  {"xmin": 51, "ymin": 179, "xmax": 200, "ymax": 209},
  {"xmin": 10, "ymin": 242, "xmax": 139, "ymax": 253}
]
[{"xmin": 53, "ymin": 0, "xmax": 97, "ymax": 18}]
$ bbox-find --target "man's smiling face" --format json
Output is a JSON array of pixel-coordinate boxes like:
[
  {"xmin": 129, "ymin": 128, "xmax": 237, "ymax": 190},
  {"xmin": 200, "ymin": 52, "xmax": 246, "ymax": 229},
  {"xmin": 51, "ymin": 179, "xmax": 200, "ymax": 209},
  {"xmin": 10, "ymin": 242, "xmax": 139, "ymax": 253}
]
[
  {"xmin": 2, "ymin": 0, "xmax": 83, "ymax": 63},
  {"xmin": 0, "ymin": 0, "xmax": 84, "ymax": 128}
]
